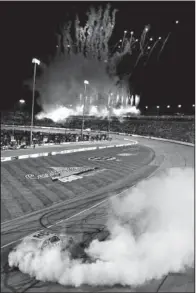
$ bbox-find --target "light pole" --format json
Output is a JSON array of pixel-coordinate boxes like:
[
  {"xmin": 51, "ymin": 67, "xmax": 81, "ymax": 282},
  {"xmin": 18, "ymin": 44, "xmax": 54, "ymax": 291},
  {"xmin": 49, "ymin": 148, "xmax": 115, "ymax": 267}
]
[
  {"xmin": 156, "ymin": 105, "xmax": 160, "ymax": 115},
  {"xmin": 12, "ymin": 99, "xmax": 26, "ymax": 136},
  {"xmin": 81, "ymin": 80, "xmax": 89, "ymax": 140},
  {"xmin": 108, "ymin": 106, "xmax": 111, "ymax": 140},
  {"xmin": 108, "ymin": 93, "xmax": 113, "ymax": 139},
  {"xmin": 19, "ymin": 99, "xmax": 25, "ymax": 114},
  {"xmin": 30, "ymin": 58, "xmax": 40, "ymax": 146}
]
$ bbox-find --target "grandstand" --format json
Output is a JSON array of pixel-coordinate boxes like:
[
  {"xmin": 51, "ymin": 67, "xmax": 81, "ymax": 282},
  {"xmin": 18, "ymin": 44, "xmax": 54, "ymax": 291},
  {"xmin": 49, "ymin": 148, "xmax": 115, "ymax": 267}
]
[{"xmin": 1, "ymin": 111, "xmax": 195, "ymax": 146}]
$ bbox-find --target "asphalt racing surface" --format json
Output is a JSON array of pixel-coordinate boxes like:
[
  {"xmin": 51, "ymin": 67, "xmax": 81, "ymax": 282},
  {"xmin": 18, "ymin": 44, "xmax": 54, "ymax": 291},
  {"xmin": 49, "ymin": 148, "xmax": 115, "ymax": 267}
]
[{"xmin": 1, "ymin": 137, "xmax": 194, "ymax": 292}]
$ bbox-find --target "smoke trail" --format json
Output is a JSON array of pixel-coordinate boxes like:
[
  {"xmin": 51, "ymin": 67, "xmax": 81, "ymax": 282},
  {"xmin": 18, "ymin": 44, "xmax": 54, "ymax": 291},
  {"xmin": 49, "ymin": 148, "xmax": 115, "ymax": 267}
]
[
  {"xmin": 157, "ymin": 32, "xmax": 171, "ymax": 61},
  {"xmin": 130, "ymin": 96, "xmax": 134, "ymax": 106},
  {"xmin": 9, "ymin": 167, "xmax": 194, "ymax": 287},
  {"xmin": 29, "ymin": 5, "xmax": 154, "ymax": 122},
  {"xmin": 135, "ymin": 95, "xmax": 140, "ymax": 107}
]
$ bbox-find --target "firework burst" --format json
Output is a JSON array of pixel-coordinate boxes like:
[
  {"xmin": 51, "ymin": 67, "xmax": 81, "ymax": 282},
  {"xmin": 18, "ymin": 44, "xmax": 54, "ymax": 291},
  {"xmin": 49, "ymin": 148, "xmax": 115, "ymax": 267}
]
[{"xmin": 34, "ymin": 4, "xmax": 167, "ymax": 122}]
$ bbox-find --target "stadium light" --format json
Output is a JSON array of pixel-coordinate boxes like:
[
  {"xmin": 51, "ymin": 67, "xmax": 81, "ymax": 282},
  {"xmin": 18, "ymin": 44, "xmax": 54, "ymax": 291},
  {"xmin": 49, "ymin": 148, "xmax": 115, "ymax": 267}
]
[
  {"xmin": 135, "ymin": 39, "xmax": 139, "ymax": 42},
  {"xmin": 175, "ymin": 20, "xmax": 179, "ymax": 24},
  {"xmin": 167, "ymin": 105, "xmax": 170, "ymax": 108},
  {"xmin": 145, "ymin": 106, "xmax": 148, "ymax": 109},
  {"xmin": 147, "ymin": 46, "xmax": 151, "ymax": 50},
  {"xmin": 158, "ymin": 37, "xmax": 162, "ymax": 40},
  {"xmin": 130, "ymin": 31, "xmax": 134, "ymax": 35},
  {"xmin": 145, "ymin": 26, "xmax": 149, "ymax": 32},
  {"xmin": 30, "ymin": 58, "xmax": 41, "ymax": 146},
  {"xmin": 192, "ymin": 104, "xmax": 195, "ymax": 107},
  {"xmin": 19, "ymin": 99, "xmax": 25, "ymax": 104},
  {"xmin": 32, "ymin": 58, "xmax": 40, "ymax": 65},
  {"xmin": 124, "ymin": 30, "xmax": 127, "ymax": 34},
  {"xmin": 178, "ymin": 104, "xmax": 182, "ymax": 108},
  {"xmin": 156, "ymin": 105, "xmax": 160, "ymax": 109},
  {"xmin": 150, "ymin": 37, "xmax": 153, "ymax": 41},
  {"xmin": 81, "ymin": 80, "xmax": 89, "ymax": 140}
]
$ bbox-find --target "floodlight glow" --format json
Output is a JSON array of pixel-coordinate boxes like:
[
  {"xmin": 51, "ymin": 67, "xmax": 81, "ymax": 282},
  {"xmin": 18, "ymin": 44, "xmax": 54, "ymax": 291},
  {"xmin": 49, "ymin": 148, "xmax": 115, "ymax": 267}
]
[
  {"xmin": 145, "ymin": 106, "xmax": 148, "ymax": 109},
  {"xmin": 19, "ymin": 99, "xmax": 25, "ymax": 104},
  {"xmin": 150, "ymin": 37, "xmax": 153, "ymax": 41},
  {"xmin": 84, "ymin": 80, "xmax": 89, "ymax": 85},
  {"xmin": 158, "ymin": 37, "xmax": 162, "ymax": 40},
  {"xmin": 135, "ymin": 39, "xmax": 139, "ymax": 42},
  {"xmin": 130, "ymin": 31, "xmax": 134, "ymax": 35},
  {"xmin": 178, "ymin": 104, "xmax": 181, "ymax": 108},
  {"xmin": 175, "ymin": 20, "xmax": 179, "ymax": 24},
  {"xmin": 32, "ymin": 58, "xmax": 40, "ymax": 65},
  {"xmin": 124, "ymin": 30, "xmax": 127, "ymax": 33},
  {"xmin": 192, "ymin": 104, "xmax": 195, "ymax": 107},
  {"xmin": 167, "ymin": 105, "xmax": 170, "ymax": 108},
  {"xmin": 156, "ymin": 105, "xmax": 160, "ymax": 109}
]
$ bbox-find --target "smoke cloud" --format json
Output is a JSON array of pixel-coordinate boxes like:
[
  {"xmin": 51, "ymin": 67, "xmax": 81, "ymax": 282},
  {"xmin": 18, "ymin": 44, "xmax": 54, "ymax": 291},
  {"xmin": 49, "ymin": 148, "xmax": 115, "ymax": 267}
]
[
  {"xmin": 9, "ymin": 167, "xmax": 194, "ymax": 287},
  {"xmin": 31, "ymin": 4, "xmax": 154, "ymax": 122}
]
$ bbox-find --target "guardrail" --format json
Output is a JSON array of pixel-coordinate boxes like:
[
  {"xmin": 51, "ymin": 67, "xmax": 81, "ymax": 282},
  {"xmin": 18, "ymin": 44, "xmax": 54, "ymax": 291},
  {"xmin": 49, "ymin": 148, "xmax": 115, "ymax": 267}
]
[
  {"xmin": 131, "ymin": 134, "xmax": 194, "ymax": 147},
  {"xmin": 1, "ymin": 125, "xmax": 195, "ymax": 162},
  {"xmin": 1, "ymin": 141, "xmax": 138, "ymax": 162}
]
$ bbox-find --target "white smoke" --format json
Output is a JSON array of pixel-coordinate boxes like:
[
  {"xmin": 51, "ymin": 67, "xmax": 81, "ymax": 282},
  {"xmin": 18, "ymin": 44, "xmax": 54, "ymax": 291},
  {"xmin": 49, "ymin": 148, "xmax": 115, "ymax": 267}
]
[
  {"xmin": 8, "ymin": 167, "xmax": 194, "ymax": 287},
  {"xmin": 113, "ymin": 105, "xmax": 140, "ymax": 116},
  {"xmin": 36, "ymin": 105, "xmax": 83, "ymax": 122},
  {"xmin": 36, "ymin": 104, "xmax": 140, "ymax": 122},
  {"xmin": 29, "ymin": 5, "xmax": 151, "ymax": 122}
]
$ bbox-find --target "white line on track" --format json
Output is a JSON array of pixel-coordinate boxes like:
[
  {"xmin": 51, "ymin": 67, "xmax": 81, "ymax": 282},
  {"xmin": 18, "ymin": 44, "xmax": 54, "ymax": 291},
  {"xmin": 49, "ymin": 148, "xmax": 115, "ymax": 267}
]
[
  {"xmin": 1, "ymin": 188, "xmax": 129, "ymax": 249},
  {"xmin": 1, "ymin": 156, "xmax": 164, "ymax": 250}
]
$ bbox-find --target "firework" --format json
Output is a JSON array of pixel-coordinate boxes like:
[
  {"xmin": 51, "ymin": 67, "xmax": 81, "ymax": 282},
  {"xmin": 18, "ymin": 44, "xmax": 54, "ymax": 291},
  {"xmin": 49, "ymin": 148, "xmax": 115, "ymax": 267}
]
[{"xmin": 33, "ymin": 5, "xmax": 168, "ymax": 122}]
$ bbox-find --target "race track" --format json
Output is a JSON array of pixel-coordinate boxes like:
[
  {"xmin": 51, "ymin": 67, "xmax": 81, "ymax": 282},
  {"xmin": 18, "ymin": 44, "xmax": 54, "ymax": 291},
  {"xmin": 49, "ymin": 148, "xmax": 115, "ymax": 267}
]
[{"xmin": 1, "ymin": 136, "xmax": 194, "ymax": 292}]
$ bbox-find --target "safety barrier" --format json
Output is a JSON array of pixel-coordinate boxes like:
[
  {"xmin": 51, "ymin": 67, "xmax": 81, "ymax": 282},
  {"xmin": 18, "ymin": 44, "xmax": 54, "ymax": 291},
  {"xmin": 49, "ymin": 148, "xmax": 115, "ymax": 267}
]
[
  {"xmin": 1, "ymin": 141, "xmax": 138, "ymax": 162},
  {"xmin": 1, "ymin": 124, "xmax": 193, "ymax": 162},
  {"xmin": 130, "ymin": 134, "xmax": 194, "ymax": 147}
]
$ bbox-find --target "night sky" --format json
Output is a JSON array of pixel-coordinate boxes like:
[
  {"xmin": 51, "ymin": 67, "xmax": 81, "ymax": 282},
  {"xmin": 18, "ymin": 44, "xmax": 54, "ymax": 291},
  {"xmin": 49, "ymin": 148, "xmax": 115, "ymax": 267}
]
[{"xmin": 0, "ymin": 1, "xmax": 195, "ymax": 114}]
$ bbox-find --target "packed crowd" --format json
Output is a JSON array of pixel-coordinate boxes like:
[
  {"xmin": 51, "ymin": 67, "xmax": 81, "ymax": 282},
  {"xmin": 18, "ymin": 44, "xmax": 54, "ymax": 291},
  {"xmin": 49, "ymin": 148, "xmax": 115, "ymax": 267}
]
[
  {"xmin": 116, "ymin": 119, "xmax": 195, "ymax": 143},
  {"xmin": 1, "ymin": 111, "xmax": 195, "ymax": 149},
  {"xmin": 1, "ymin": 129, "xmax": 110, "ymax": 150}
]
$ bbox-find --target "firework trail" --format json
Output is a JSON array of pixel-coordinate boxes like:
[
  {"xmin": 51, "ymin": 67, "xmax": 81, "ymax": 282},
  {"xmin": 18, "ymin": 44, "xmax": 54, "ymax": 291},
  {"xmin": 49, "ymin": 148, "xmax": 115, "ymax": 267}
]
[
  {"xmin": 33, "ymin": 5, "xmax": 168, "ymax": 122},
  {"xmin": 144, "ymin": 38, "xmax": 161, "ymax": 66},
  {"xmin": 157, "ymin": 32, "xmax": 171, "ymax": 61}
]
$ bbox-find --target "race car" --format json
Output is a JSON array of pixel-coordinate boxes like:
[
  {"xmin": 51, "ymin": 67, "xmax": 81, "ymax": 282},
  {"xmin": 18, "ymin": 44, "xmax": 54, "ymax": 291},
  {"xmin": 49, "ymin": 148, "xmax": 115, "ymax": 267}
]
[
  {"xmin": 15, "ymin": 230, "xmax": 90, "ymax": 260},
  {"xmin": 21, "ymin": 230, "xmax": 72, "ymax": 250}
]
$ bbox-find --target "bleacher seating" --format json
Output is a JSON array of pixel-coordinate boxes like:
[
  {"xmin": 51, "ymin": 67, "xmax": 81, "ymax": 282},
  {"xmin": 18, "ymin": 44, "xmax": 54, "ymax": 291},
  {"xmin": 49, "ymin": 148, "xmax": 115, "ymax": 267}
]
[{"xmin": 1, "ymin": 111, "xmax": 195, "ymax": 144}]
